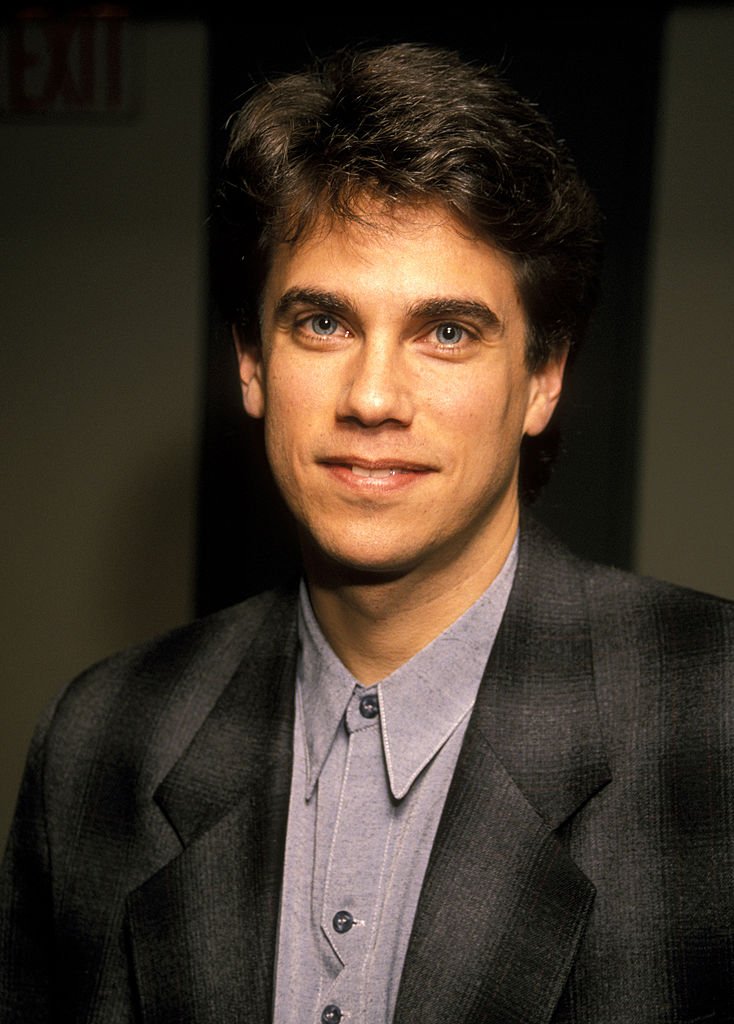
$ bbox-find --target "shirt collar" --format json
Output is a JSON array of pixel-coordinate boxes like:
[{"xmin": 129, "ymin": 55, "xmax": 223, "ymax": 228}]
[{"xmin": 297, "ymin": 538, "xmax": 517, "ymax": 801}]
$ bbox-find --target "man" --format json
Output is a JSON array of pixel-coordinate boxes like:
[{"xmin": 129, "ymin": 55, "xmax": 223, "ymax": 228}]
[{"xmin": 1, "ymin": 42, "xmax": 732, "ymax": 1024}]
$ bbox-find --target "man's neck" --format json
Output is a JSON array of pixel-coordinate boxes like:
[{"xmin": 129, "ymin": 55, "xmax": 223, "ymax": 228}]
[{"xmin": 303, "ymin": 512, "xmax": 519, "ymax": 686}]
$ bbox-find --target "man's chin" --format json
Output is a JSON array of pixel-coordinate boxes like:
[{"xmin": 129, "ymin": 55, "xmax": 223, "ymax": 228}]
[{"xmin": 298, "ymin": 530, "xmax": 423, "ymax": 585}]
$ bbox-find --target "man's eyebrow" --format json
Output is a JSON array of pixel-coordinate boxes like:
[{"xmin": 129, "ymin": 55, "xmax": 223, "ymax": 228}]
[
  {"xmin": 272, "ymin": 287, "xmax": 354, "ymax": 322},
  {"xmin": 407, "ymin": 297, "xmax": 503, "ymax": 331},
  {"xmin": 271, "ymin": 289, "xmax": 504, "ymax": 332}
]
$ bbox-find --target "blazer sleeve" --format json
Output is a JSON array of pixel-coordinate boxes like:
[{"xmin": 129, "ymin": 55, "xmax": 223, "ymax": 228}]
[{"xmin": 0, "ymin": 702, "xmax": 56, "ymax": 1022}]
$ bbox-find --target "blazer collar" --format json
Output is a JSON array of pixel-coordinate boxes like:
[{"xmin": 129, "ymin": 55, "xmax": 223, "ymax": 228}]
[
  {"xmin": 152, "ymin": 587, "xmax": 299, "ymax": 847},
  {"xmin": 394, "ymin": 514, "xmax": 611, "ymax": 1024}
]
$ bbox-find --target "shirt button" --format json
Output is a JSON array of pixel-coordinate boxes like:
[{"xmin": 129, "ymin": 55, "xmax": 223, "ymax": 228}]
[
  {"xmin": 333, "ymin": 909, "xmax": 354, "ymax": 933},
  {"xmin": 321, "ymin": 1005, "xmax": 342, "ymax": 1024},
  {"xmin": 359, "ymin": 693, "xmax": 379, "ymax": 719}
]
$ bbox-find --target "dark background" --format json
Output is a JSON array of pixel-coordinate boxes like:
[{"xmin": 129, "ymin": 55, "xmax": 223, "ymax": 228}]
[{"xmin": 195, "ymin": 9, "xmax": 669, "ymax": 613}]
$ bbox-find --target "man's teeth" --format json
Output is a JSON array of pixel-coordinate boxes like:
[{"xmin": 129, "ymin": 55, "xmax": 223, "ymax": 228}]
[{"xmin": 350, "ymin": 465, "xmax": 401, "ymax": 478}]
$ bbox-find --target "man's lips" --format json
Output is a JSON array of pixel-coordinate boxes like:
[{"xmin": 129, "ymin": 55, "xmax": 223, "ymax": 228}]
[
  {"xmin": 349, "ymin": 465, "xmax": 409, "ymax": 478},
  {"xmin": 317, "ymin": 457, "xmax": 436, "ymax": 484},
  {"xmin": 319, "ymin": 457, "xmax": 436, "ymax": 476}
]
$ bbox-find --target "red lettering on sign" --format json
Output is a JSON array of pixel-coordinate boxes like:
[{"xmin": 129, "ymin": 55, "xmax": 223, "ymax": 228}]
[{"xmin": 5, "ymin": 13, "xmax": 129, "ymax": 115}]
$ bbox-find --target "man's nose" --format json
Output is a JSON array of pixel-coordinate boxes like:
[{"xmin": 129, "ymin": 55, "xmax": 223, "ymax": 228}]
[{"xmin": 335, "ymin": 337, "xmax": 414, "ymax": 427}]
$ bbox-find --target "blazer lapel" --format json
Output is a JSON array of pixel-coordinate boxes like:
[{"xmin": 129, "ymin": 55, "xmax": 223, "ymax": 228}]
[
  {"xmin": 125, "ymin": 590, "xmax": 298, "ymax": 1024},
  {"xmin": 395, "ymin": 518, "xmax": 611, "ymax": 1024}
]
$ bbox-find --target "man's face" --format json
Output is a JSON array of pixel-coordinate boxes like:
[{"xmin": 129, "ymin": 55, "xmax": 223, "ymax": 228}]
[{"xmin": 237, "ymin": 204, "xmax": 565, "ymax": 587}]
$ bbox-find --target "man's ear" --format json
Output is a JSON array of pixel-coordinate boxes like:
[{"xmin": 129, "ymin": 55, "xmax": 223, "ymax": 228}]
[
  {"xmin": 522, "ymin": 346, "xmax": 569, "ymax": 438},
  {"xmin": 232, "ymin": 324, "xmax": 265, "ymax": 419}
]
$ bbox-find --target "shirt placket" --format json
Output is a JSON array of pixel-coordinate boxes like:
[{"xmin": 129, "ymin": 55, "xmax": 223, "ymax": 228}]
[{"xmin": 317, "ymin": 688, "xmax": 393, "ymax": 1024}]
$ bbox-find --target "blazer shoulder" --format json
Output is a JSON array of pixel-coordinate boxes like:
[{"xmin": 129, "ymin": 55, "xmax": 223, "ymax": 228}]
[
  {"xmin": 520, "ymin": 514, "xmax": 733, "ymax": 666},
  {"xmin": 580, "ymin": 556, "xmax": 734, "ymax": 645},
  {"xmin": 37, "ymin": 586, "xmax": 299, "ymax": 791},
  {"xmin": 556, "ymin": 540, "xmax": 732, "ymax": 708},
  {"xmin": 523, "ymin": 515, "xmax": 732, "ymax": 614},
  {"xmin": 62, "ymin": 585, "xmax": 296, "ymax": 700}
]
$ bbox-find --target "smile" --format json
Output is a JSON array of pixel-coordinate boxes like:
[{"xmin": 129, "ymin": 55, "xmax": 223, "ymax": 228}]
[
  {"xmin": 319, "ymin": 458, "xmax": 435, "ymax": 490},
  {"xmin": 320, "ymin": 457, "xmax": 434, "ymax": 473},
  {"xmin": 349, "ymin": 465, "xmax": 410, "ymax": 478}
]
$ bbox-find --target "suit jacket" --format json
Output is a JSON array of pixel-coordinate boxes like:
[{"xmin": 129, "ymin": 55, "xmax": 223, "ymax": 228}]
[{"xmin": 2, "ymin": 517, "xmax": 733, "ymax": 1023}]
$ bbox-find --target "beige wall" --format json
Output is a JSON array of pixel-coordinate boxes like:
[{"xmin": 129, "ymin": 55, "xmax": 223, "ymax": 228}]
[
  {"xmin": 636, "ymin": 7, "xmax": 734, "ymax": 598},
  {"xmin": 0, "ymin": 21, "xmax": 207, "ymax": 843}
]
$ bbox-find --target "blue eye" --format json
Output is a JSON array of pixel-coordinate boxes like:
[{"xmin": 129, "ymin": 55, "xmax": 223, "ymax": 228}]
[
  {"xmin": 435, "ymin": 323, "xmax": 464, "ymax": 345},
  {"xmin": 310, "ymin": 314, "xmax": 338, "ymax": 335}
]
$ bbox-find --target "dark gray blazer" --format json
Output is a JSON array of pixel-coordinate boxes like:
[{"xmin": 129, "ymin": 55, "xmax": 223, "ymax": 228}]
[{"xmin": 2, "ymin": 518, "xmax": 733, "ymax": 1023}]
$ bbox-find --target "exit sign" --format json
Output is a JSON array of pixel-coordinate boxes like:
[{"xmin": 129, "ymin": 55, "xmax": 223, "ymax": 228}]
[{"xmin": 0, "ymin": 10, "xmax": 137, "ymax": 117}]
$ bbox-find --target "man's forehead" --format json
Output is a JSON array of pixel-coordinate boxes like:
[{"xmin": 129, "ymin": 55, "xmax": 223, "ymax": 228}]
[{"xmin": 263, "ymin": 200, "xmax": 515, "ymax": 294}]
